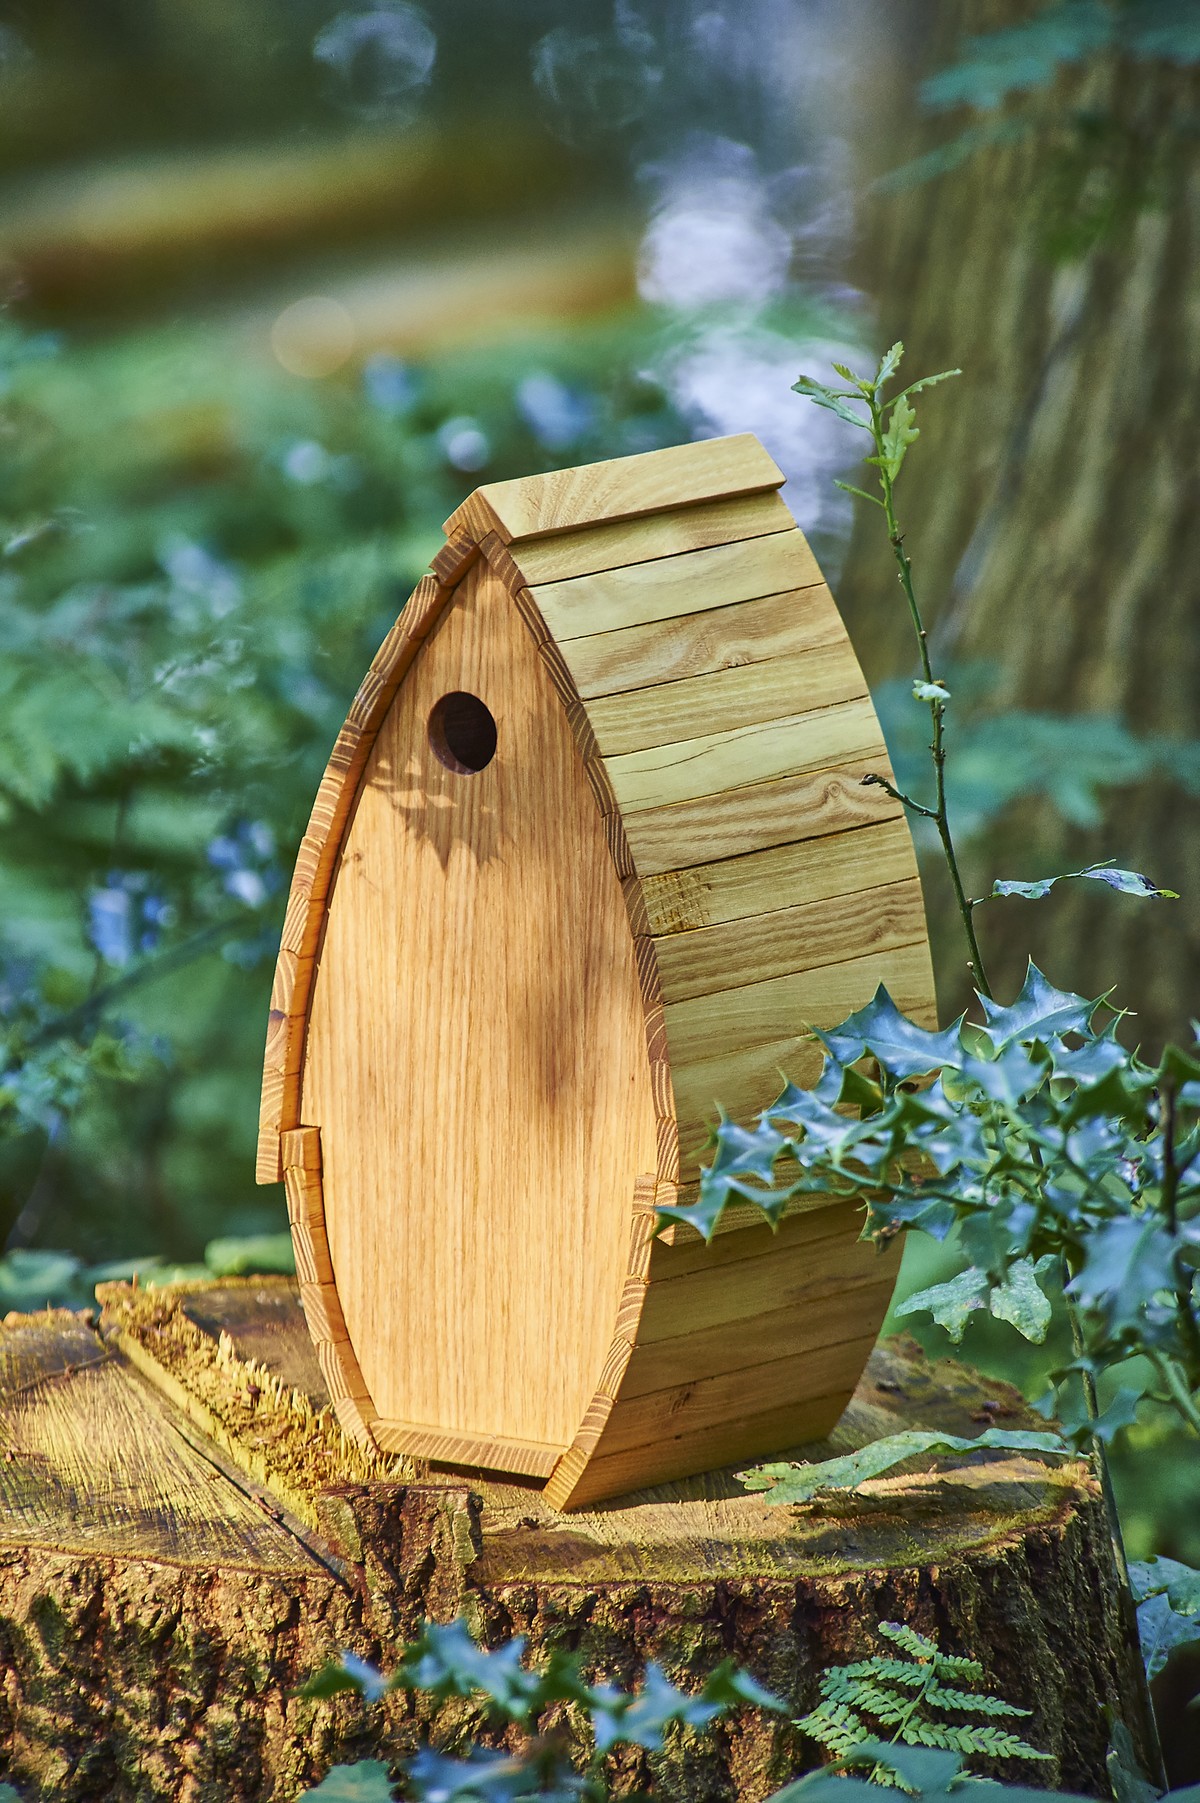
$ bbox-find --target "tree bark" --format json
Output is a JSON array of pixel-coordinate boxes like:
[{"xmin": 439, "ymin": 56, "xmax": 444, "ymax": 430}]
[
  {"xmin": 840, "ymin": 1, "xmax": 1200, "ymax": 1045},
  {"xmin": 0, "ymin": 1278, "xmax": 1153, "ymax": 1800}
]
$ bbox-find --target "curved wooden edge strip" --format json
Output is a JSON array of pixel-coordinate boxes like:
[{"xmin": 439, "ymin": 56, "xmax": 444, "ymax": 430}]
[
  {"xmin": 256, "ymin": 572, "xmax": 454, "ymax": 1182},
  {"xmin": 282, "ymin": 1126, "xmax": 379, "ymax": 1453},
  {"xmin": 544, "ymin": 1187, "xmax": 657, "ymax": 1510},
  {"xmin": 372, "ymin": 1421, "xmax": 564, "ymax": 1479}
]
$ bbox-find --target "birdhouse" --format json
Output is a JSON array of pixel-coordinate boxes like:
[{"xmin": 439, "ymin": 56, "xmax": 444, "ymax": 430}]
[{"xmin": 257, "ymin": 433, "xmax": 937, "ymax": 1509}]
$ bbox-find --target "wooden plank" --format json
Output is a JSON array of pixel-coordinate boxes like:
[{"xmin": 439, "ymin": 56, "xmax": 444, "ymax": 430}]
[
  {"xmin": 530, "ymin": 529, "xmax": 819, "ymax": 641},
  {"xmin": 614, "ymin": 1279, "xmax": 898, "ymax": 1397},
  {"xmin": 621, "ymin": 759, "xmax": 905, "ymax": 877},
  {"xmin": 645, "ymin": 1195, "xmax": 862, "ymax": 1280},
  {"xmin": 638, "ymin": 817, "xmax": 918, "ymax": 935},
  {"xmin": 511, "ymin": 491, "xmax": 794, "ymax": 585},
  {"xmin": 599, "ymin": 1332, "xmax": 884, "ymax": 1457},
  {"xmin": 667, "ymin": 944, "xmax": 939, "ymax": 1168},
  {"xmin": 300, "ymin": 559, "xmax": 659, "ymax": 1452},
  {"xmin": 553, "ymin": 1386, "xmax": 854, "ymax": 1506},
  {"xmin": 562, "ymin": 582, "xmax": 839, "ymax": 699},
  {"xmin": 651, "ymin": 878, "xmax": 928, "ymax": 1003},
  {"xmin": 373, "ymin": 1420, "xmax": 565, "ymax": 1478},
  {"xmin": 637, "ymin": 1233, "xmax": 890, "ymax": 1347},
  {"xmin": 606, "ymin": 695, "xmax": 884, "ymax": 815},
  {"xmin": 443, "ymin": 433, "xmax": 784, "ymax": 544},
  {"xmin": 585, "ymin": 639, "xmax": 868, "ymax": 757}
]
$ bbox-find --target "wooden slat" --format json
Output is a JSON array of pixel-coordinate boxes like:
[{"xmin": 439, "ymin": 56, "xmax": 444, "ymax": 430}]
[
  {"xmin": 530, "ymin": 529, "xmax": 818, "ymax": 641},
  {"xmin": 562, "ymin": 583, "xmax": 839, "ymax": 700},
  {"xmin": 638, "ymin": 818, "xmax": 918, "ymax": 935},
  {"xmin": 605, "ymin": 696, "xmax": 884, "ymax": 816},
  {"xmin": 585, "ymin": 639, "xmax": 868, "ymax": 757},
  {"xmin": 550, "ymin": 1386, "xmax": 854, "ymax": 1507},
  {"xmin": 614, "ymin": 1279, "xmax": 898, "ymax": 1397},
  {"xmin": 621, "ymin": 759, "xmax": 906, "ymax": 878},
  {"xmin": 373, "ymin": 1420, "xmax": 565, "ymax": 1478},
  {"xmin": 667, "ymin": 944, "xmax": 938, "ymax": 1166},
  {"xmin": 511, "ymin": 491, "xmax": 794, "ymax": 585},
  {"xmin": 637, "ymin": 1234, "xmax": 888, "ymax": 1347},
  {"xmin": 645, "ymin": 1196, "xmax": 862, "ymax": 1279},
  {"xmin": 443, "ymin": 433, "xmax": 784, "ymax": 544},
  {"xmin": 597, "ymin": 1333, "xmax": 884, "ymax": 1457},
  {"xmin": 651, "ymin": 878, "xmax": 928, "ymax": 1003}
]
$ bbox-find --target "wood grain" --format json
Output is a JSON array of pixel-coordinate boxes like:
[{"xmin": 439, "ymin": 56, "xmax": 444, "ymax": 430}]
[
  {"xmin": 651, "ymin": 878, "xmax": 928, "ymax": 1002},
  {"xmin": 443, "ymin": 433, "xmax": 784, "ymax": 544},
  {"xmin": 638, "ymin": 817, "xmax": 919, "ymax": 934},
  {"xmin": 563, "ymin": 582, "xmax": 841, "ymax": 699},
  {"xmin": 530, "ymin": 529, "xmax": 820, "ymax": 641},
  {"xmin": 300, "ymin": 558, "xmax": 660, "ymax": 1451},
  {"xmin": 605, "ymin": 695, "xmax": 884, "ymax": 815},
  {"xmin": 373, "ymin": 1420, "xmax": 564, "ymax": 1478},
  {"xmin": 511, "ymin": 490, "xmax": 793, "ymax": 585},
  {"xmin": 584, "ymin": 639, "xmax": 868, "ymax": 756}
]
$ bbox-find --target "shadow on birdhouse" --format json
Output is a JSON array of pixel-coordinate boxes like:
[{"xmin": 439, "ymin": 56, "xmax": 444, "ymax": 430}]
[{"xmin": 257, "ymin": 434, "xmax": 937, "ymax": 1509}]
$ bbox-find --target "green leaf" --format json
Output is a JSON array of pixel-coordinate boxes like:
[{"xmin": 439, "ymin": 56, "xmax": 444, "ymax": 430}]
[
  {"xmin": 896, "ymin": 1269, "xmax": 987, "ymax": 1342},
  {"xmin": 204, "ymin": 1231, "xmax": 296, "ymax": 1277},
  {"xmin": 1135, "ymin": 1589, "xmax": 1200, "ymax": 1680},
  {"xmin": 739, "ymin": 1427, "xmax": 1073, "ymax": 1505},
  {"xmin": 989, "ymin": 1255, "xmax": 1056, "ymax": 1343},
  {"xmin": 1129, "ymin": 1555, "xmax": 1200, "ymax": 1616},
  {"xmin": 1106, "ymin": 1715, "xmax": 1159, "ymax": 1803},
  {"xmin": 880, "ymin": 392, "xmax": 919, "ymax": 480},
  {"xmin": 297, "ymin": 1764, "xmax": 396, "ymax": 1802},
  {"xmin": 815, "ymin": 986, "xmax": 966, "ymax": 1079},
  {"xmin": 700, "ymin": 1659, "xmax": 786, "ymax": 1714},
  {"xmin": 988, "ymin": 864, "xmax": 1178, "ymax": 902},
  {"xmin": 834, "ymin": 480, "xmax": 885, "ymax": 509},
  {"xmin": 792, "ymin": 377, "xmax": 870, "ymax": 431},
  {"xmin": 301, "ymin": 1659, "xmax": 382, "ymax": 1702},
  {"xmin": 876, "ymin": 342, "xmax": 904, "ymax": 389},
  {"xmin": 978, "ymin": 962, "xmax": 1096, "ymax": 1049}
]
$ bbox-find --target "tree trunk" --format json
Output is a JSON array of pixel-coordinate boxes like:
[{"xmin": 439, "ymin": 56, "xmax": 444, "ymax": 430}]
[
  {"xmin": 840, "ymin": 1, "xmax": 1200, "ymax": 1045},
  {"xmin": 0, "ymin": 1278, "xmax": 1153, "ymax": 1800}
]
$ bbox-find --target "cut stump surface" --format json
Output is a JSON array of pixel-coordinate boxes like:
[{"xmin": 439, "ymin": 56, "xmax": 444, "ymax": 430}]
[{"xmin": 0, "ymin": 1278, "xmax": 1152, "ymax": 1802}]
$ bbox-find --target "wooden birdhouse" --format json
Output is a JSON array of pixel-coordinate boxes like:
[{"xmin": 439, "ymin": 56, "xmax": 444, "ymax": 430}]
[{"xmin": 257, "ymin": 433, "xmax": 937, "ymax": 1509}]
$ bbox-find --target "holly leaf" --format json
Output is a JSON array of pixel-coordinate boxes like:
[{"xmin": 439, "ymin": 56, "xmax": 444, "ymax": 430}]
[
  {"xmin": 301, "ymin": 1655, "xmax": 390, "ymax": 1703},
  {"xmin": 592, "ymin": 1661, "xmax": 720, "ymax": 1753},
  {"xmin": 739, "ymin": 1427, "xmax": 1073, "ymax": 1505},
  {"xmin": 1067, "ymin": 1215, "xmax": 1179, "ymax": 1331},
  {"xmin": 815, "ymin": 987, "xmax": 965, "ymax": 1079},
  {"xmin": 988, "ymin": 864, "xmax": 1177, "ymax": 902},
  {"xmin": 989, "ymin": 1255, "xmax": 1056, "ymax": 1343},
  {"xmin": 1135, "ymin": 1589, "xmax": 1200, "ymax": 1681},
  {"xmin": 1129, "ymin": 1555, "xmax": 1200, "ymax": 1615},
  {"xmin": 978, "ymin": 962, "xmax": 1096, "ymax": 1049},
  {"xmin": 700, "ymin": 1659, "xmax": 786, "ymax": 1714},
  {"xmin": 896, "ymin": 1268, "xmax": 988, "ymax": 1342},
  {"xmin": 404, "ymin": 1748, "xmax": 530, "ymax": 1803}
]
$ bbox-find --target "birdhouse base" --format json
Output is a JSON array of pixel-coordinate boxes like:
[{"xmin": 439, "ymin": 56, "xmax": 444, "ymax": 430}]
[{"xmin": 0, "ymin": 1279, "xmax": 1152, "ymax": 1802}]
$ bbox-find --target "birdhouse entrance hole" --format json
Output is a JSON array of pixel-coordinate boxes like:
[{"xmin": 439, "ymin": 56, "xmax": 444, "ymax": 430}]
[{"xmin": 427, "ymin": 690, "xmax": 497, "ymax": 774}]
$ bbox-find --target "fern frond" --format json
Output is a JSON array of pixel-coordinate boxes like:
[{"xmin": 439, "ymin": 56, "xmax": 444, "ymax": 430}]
[
  {"xmin": 878, "ymin": 1622, "xmax": 939, "ymax": 1661},
  {"xmin": 931, "ymin": 1653, "xmax": 985, "ymax": 1681},
  {"xmin": 836, "ymin": 1659, "xmax": 926, "ymax": 1687},
  {"xmin": 924, "ymin": 1683, "xmax": 1030, "ymax": 1717},
  {"xmin": 902, "ymin": 1720, "xmax": 1049, "ymax": 1760},
  {"xmin": 797, "ymin": 1700, "xmax": 867, "ymax": 1755}
]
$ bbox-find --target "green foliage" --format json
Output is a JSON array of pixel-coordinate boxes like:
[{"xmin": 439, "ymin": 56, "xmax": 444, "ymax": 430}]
[
  {"xmin": 796, "ymin": 1622, "xmax": 1048, "ymax": 1769},
  {"xmin": 884, "ymin": 0, "xmax": 1200, "ymax": 256},
  {"xmin": 740, "ymin": 1429, "xmax": 1073, "ymax": 1509},
  {"xmin": 0, "ymin": 302, "xmax": 693, "ymax": 1260},
  {"xmin": 0, "ymin": 1230, "xmax": 294, "ymax": 1312},
  {"xmin": 1129, "ymin": 1557, "xmax": 1200, "ymax": 1678},
  {"xmin": 871, "ymin": 676, "xmax": 1200, "ymax": 842},
  {"xmin": 299, "ymin": 1618, "xmax": 783, "ymax": 1802},
  {"xmin": 683, "ymin": 964, "xmax": 1200, "ymax": 1447}
]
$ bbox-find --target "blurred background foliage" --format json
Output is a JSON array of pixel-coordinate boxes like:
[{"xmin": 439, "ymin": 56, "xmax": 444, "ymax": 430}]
[{"xmin": 0, "ymin": 0, "xmax": 1197, "ymax": 1564}]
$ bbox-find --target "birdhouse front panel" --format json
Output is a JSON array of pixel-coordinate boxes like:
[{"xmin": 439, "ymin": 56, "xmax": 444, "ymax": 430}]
[{"xmin": 258, "ymin": 433, "xmax": 938, "ymax": 1507}]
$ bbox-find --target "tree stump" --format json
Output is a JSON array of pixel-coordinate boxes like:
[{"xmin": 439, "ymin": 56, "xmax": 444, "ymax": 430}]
[{"xmin": 0, "ymin": 1278, "xmax": 1152, "ymax": 1802}]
